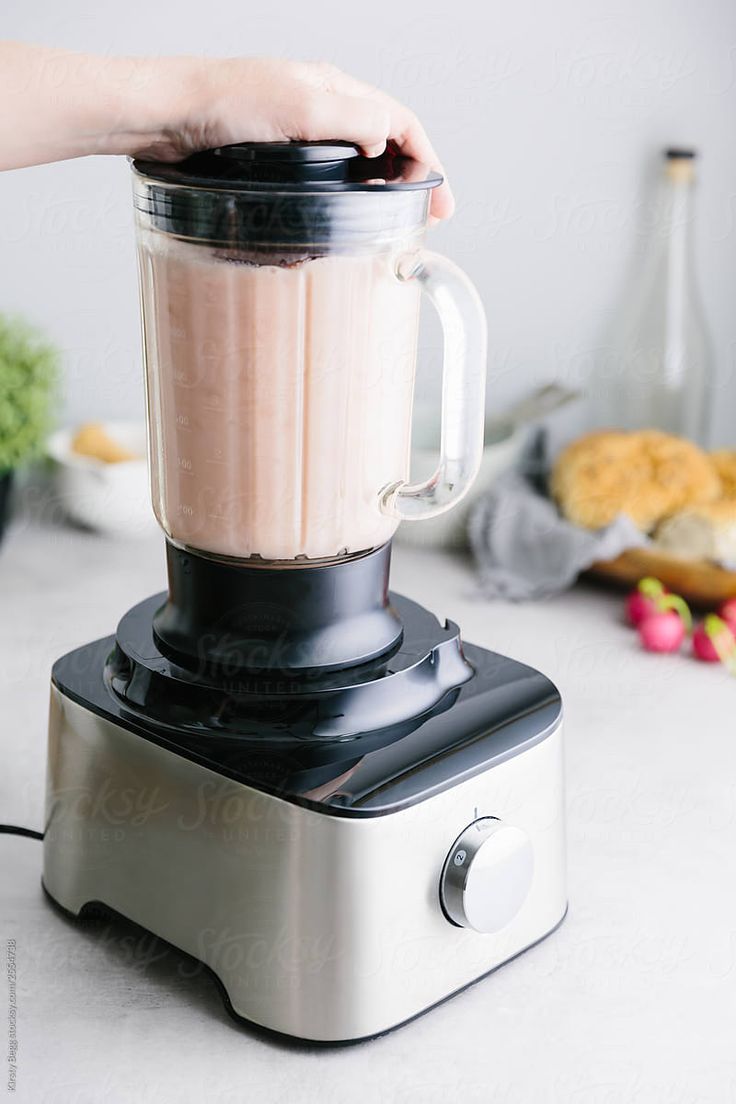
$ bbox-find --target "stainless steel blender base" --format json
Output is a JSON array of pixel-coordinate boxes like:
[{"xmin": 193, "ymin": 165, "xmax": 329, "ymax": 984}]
[{"xmin": 43, "ymin": 686, "xmax": 567, "ymax": 1043}]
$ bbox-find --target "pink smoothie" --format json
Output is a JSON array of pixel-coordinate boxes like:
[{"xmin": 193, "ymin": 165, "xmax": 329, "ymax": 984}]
[{"xmin": 138, "ymin": 235, "xmax": 421, "ymax": 561}]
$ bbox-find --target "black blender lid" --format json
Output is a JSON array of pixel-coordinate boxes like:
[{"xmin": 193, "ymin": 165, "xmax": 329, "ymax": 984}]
[
  {"xmin": 215, "ymin": 140, "xmax": 361, "ymax": 163},
  {"xmin": 133, "ymin": 140, "xmax": 443, "ymax": 192}
]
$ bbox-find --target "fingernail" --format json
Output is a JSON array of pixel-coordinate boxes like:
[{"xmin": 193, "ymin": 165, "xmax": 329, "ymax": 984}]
[{"xmin": 364, "ymin": 140, "xmax": 386, "ymax": 159}]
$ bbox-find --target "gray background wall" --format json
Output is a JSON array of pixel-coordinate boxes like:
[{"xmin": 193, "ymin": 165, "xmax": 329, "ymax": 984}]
[{"xmin": 1, "ymin": 0, "xmax": 735, "ymax": 442}]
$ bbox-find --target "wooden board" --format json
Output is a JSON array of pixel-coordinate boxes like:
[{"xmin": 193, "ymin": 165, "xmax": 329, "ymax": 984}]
[{"xmin": 588, "ymin": 547, "xmax": 736, "ymax": 607}]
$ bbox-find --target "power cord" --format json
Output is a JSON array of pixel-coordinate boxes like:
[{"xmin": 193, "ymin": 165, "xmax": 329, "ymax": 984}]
[{"xmin": 0, "ymin": 824, "xmax": 44, "ymax": 841}]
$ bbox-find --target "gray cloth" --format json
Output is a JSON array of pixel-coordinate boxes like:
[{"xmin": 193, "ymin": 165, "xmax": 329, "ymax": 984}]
[{"xmin": 468, "ymin": 471, "xmax": 646, "ymax": 600}]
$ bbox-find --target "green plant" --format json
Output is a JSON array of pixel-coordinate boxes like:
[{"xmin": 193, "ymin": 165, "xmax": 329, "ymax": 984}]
[{"xmin": 0, "ymin": 314, "xmax": 58, "ymax": 471}]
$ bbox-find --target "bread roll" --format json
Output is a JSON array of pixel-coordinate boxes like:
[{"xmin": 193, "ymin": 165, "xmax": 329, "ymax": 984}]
[
  {"xmin": 654, "ymin": 500, "xmax": 736, "ymax": 563},
  {"xmin": 710, "ymin": 450, "xmax": 736, "ymax": 499},
  {"xmin": 551, "ymin": 429, "xmax": 720, "ymax": 530}
]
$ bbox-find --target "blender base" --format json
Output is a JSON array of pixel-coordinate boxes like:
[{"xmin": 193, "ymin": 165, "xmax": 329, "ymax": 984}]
[
  {"xmin": 42, "ymin": 881, "xmax": 568, "ymax": 1046},
  {"xmin": 43, "ymin": 595, "xmax": 567, "ymax": 1044}
]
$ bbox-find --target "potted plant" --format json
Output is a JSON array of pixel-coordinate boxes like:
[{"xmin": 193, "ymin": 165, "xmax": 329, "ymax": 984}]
[{"xmin": 0, "ymin": 314, "xmax": 58, "ymax": 542}]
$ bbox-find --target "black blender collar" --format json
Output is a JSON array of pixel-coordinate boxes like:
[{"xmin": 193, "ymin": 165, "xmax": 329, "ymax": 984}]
[{"xmin": 133, "ymin": 140, "xmax": 443, "ymax": 192}]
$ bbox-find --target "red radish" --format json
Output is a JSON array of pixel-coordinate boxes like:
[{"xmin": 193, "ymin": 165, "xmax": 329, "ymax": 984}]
[
  {"xmin": 693, "ymin": 614, "xmax": 736, "ymax": 665},
  {"xmin": 693, "ymin": 625, "xmax": 720, "ymax": 662},
  {"xmin": 636, "ymin": 592, "xmax": 692, "ymax": 654},
  {"xmin": 625, "ymin": 577, "xmax": 666, "ymax": 627},
  {"xmin": 717, "ymin": 597, "xmax": 736, "ymax": 635},
  {"xmin": 638, "ymin": 610, "xmax": 687, "ymax": 653}
]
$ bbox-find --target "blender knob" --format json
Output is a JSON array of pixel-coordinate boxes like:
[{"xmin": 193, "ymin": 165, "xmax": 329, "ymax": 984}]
[{"xmin": 440, "ymin": 818, "xmax": 534, "ymax": 933}]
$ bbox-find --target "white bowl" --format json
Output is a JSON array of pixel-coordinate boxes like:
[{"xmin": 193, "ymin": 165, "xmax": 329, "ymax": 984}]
[
  {"xmin": 46, "ymin": 420, "xmax": 157, "ymax": 538},
  {"xmin": 395, "ymin": 421, "xmax": 525, "ymax": 550}
]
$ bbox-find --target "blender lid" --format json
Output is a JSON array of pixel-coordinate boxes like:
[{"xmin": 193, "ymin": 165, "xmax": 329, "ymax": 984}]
[
  {"xmin": 214, "ymin": 140, "xmax": 361, "ymax": 163},
  {"xmin": 133, "ymin": 140, "xmax": 443, "ymax": 192}
]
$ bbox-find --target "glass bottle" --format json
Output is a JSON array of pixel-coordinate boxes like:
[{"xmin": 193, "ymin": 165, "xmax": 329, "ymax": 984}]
[{"xmin": 601, "ymin": 149, "xmax": 713, "ymax": 445}]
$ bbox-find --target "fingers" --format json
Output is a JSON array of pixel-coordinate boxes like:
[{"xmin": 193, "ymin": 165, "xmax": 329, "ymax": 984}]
[
  {"xmin": 318, "ymin": 69, "xmax": 454, "ymax": 220},
  {"xmin": 389, "ymin": 105, "xmax": 455, "ymax": 220},
  {"xmin": 377, "ymin": 98, "xmax": 454, "ymax": 220},
  {"xmin": 292, "ymin": 90, "xmax": 391, "ymax": 157},
  {"xmin": 227, "ymin": 60, "xmax": 454, "ymax": 222}
]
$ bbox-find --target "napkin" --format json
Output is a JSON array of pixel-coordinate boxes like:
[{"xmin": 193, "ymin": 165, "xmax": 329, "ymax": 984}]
[{"xmin": 469, "ymin": 470, "xmax": 646, "ymax": 600}]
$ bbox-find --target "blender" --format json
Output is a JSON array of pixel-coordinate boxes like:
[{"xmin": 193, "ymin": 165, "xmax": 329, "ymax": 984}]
[{"xmin": 43, "ymin": 142, "xmax": 566, "ymax": 1043}]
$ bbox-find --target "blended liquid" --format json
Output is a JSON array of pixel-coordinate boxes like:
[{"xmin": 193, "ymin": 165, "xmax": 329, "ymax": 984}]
[{"xmin": 138, "ymin": 235, "xmax": 421, "ymax": 560}]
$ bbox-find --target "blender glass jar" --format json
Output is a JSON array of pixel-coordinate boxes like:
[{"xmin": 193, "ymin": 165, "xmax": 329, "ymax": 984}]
[{"xmin": 132, "ymin": 143, "xmax": 486, "ymax": 562}]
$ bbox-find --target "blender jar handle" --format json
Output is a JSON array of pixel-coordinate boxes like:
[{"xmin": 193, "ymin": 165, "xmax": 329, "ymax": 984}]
[{"xmin": 380, "ymin": 250, "xmax": 487, "ymax": 522}]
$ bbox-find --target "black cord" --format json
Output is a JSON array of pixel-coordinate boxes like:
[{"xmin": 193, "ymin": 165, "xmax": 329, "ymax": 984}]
[{"xmin": 0, "ymin": 824, "xmax": 44, "ymax": 841}]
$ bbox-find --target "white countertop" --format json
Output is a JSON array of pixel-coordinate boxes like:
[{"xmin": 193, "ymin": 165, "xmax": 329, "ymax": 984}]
[{"xmin": 1, "ymin": 514, "xmax": 734, "ymax": 1103}]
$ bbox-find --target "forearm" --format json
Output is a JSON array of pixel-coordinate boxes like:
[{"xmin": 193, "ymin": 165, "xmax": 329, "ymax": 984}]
[{"xmin": 0, "ymin": 42, "xmax": 198, "ymax": 170}]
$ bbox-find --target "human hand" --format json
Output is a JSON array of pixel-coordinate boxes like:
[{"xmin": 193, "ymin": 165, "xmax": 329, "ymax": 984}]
[
  {"xmin": 0, "ymin": 46, "xmax": 453, "ymax": 221},
  {"xmin": 131, "ymin": 57, "xmax": 454, "ymax": 221}
]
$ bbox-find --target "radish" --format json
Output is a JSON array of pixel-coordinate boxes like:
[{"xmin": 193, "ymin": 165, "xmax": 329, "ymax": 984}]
[
  {"xmin": 693, "ymin": 615, "xmax": 736, "ymax": 667},
  {"xmin": 717, "ymin": 597, "xmax": 736, "ymax": 636},
  {"xmin": 638, "ymin": 610, "xmax": 687, "ymax": 653},
  {"xmin": 636, "ymin": 592, "xmax": 692, "ymax": 654},
  {"xmin": 625, "ymin": 577, "xmax": 666, "ymax": 627}
]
